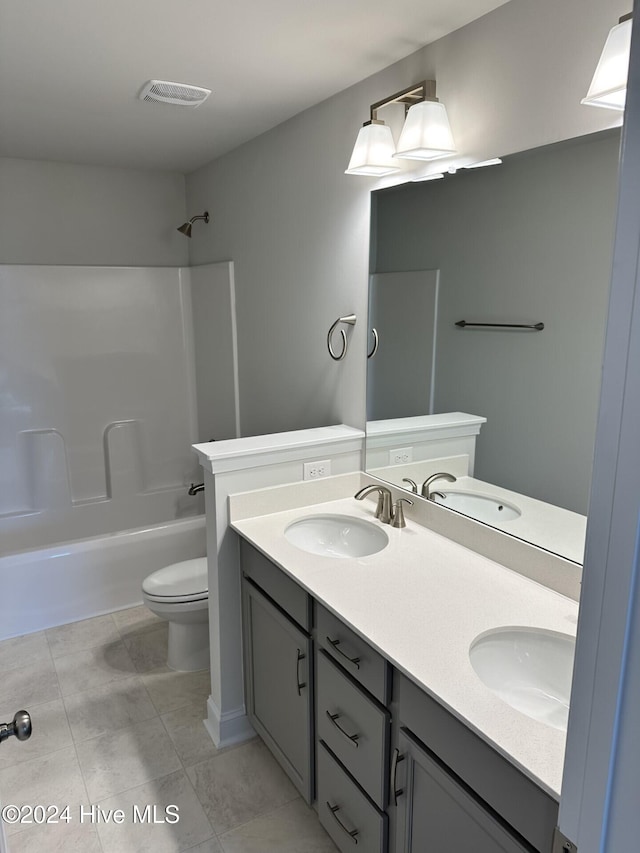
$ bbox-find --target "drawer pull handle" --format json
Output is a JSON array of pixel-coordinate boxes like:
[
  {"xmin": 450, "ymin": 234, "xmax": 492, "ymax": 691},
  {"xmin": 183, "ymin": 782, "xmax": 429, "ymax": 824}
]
[
  {"xmin": 296, "ymin": 649, "xmax": 306, "ymax": 696},
  {"xmin": 391, "ymin": 747, "xmax": 405, "ymax": 806},
  {"xmin": 327, "ymin": 802, "xmax": 359, "ymax": 844},
  {"xmin": 326, "ymin": 636, "xmax": 361, "ymax": 670},
  {"xmin": 326, "ymin": 711, "xmax": 360, "ymax": 747}
]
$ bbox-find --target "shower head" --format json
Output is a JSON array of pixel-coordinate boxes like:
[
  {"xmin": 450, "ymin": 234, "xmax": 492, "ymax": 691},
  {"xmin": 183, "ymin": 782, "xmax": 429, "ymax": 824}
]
[{"xmin": 177, "ymin": 211, "xmax": 209, "ymax": 238}]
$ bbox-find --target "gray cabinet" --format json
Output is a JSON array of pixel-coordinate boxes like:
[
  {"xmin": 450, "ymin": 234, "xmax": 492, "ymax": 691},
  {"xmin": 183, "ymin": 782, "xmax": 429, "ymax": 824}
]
[
  {"xmin": 238, "ymin": 534, "xmax": 557, "ymax": 853},
  {"xmin": 242, "ymin": 576, "xmax": 313, "ymax": 803},
  {"xmin": 394, "ymin": 728, "xmax": 531, "ymax": 853},
  {"xmin": 396, "ymin": 674, "xmax": 557, "ymax": 852}
]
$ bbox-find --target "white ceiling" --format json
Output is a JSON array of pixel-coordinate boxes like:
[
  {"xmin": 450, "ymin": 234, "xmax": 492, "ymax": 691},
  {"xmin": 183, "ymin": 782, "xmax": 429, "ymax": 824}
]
[{"xmin": 1, "ymin": 0, "xmax": 510, "ymax": 174}]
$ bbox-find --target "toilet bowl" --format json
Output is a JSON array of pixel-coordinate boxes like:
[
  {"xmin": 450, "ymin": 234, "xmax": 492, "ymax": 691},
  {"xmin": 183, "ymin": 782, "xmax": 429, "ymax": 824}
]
[{"xmin": 142, "ymin": 557, "xmax": 209, "ymax": 672}]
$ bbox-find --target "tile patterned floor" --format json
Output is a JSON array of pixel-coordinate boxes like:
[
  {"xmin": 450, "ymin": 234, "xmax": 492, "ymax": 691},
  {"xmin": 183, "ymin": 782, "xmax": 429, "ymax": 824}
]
[{"xmin": 0, "ymin": 607, "xmax": 336, "ymax": 853}]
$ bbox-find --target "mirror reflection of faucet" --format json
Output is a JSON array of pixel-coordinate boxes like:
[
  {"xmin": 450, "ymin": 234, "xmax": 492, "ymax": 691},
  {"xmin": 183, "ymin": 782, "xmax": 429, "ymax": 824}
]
[
  {"xmin": 421, "ymin": 472, "xmax": 457, "ymax": 500},
  {"xmin": 402, "ymin": 478, "xmax": 418, "ymax": 493}
]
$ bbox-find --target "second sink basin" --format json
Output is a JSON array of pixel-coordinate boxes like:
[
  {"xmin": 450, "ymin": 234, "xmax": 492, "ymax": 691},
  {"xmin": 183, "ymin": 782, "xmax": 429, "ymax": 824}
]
[
  {"xmin": 285, "ymin": 514, "xmax": 388, "ymax": 558},
  {"xmin": 432, "ymin": 491, "xmax": 521, "ymax": 524},
  {"xmin": 469, "ymin": 627, "xmax": 575, "ymax": 731}
]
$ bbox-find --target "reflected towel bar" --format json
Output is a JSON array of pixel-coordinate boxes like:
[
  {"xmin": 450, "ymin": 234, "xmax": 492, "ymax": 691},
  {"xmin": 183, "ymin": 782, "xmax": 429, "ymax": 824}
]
[
  {"xmin": 368, "ymin": 328, "xmax": 379, "ymax": 359},
  {"xmin": 455, "ymin": 320, "xmax": 544, "ymax": 331}
]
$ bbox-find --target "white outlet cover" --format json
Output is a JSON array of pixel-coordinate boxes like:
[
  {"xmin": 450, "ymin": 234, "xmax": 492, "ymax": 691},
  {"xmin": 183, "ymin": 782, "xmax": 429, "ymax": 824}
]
[
  {"xmin": 303, "ymin": 459, "xmax": 332, "ymax": 480},
  {"xmin": 389, "ymin": 447, "xmax": 413, "ymax": 465}
]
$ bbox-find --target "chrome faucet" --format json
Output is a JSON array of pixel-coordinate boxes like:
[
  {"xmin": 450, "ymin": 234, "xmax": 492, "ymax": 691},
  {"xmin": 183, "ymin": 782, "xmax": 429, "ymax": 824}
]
[
  {"xmin": 355, "ymin": 485, "xmax": 413, "ymax": 527},
  {"xmin": 421, "ymin": 472, "xmax": 457, "ymax": 500},
  {"xmin": 188, "ymin": 482, "xmax": 205, "ymax": 495},
  {"xmin": 354, "ymin": 485, "xmax": 393, "ymax": 524}
]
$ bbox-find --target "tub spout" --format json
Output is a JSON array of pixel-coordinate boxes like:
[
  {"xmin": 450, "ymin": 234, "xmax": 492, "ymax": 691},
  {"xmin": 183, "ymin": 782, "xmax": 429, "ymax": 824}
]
[{"xmin": 188, "ymin": 483, "xmax": 205, "ymax": 496}]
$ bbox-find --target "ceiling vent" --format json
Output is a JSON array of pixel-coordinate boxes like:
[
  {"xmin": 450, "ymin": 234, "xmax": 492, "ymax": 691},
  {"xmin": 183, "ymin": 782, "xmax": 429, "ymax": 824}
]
[{"xmin": 139, "ymin": 80, "xmax": 211, "ymax": 108}]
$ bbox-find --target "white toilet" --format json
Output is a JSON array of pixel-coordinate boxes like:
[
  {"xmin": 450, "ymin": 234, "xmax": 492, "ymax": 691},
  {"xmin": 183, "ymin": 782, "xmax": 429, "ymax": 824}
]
[{"xmin": 142, "ymin": 557, "xmax": 209, "ymax": 672}]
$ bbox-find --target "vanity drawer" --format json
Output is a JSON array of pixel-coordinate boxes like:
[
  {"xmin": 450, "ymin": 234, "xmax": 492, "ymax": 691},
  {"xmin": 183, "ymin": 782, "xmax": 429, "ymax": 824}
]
[
  {"xmin": 317, "ymin": 649, "xmax": 390, "ymax": 809},
  {"xmin": 240, "ymin": 540, "xmax": 311, "ymax": 632},
  {"xmin": 317, "ymin": 741, "xmax": 387, "ymax": 853},
  {"xmin": 317, "ymin": 602, "xmax": 391, "ymax": 705}
]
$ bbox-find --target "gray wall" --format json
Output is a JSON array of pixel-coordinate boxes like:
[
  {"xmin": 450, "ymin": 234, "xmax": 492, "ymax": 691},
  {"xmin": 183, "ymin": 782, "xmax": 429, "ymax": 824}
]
[
  {"xmin": 373, "ymin": 132, "xmax": 620, "ymax": 514},
  {"xmin": 190, "ymin": 262, "xmax": 240, "ymax": 442},
  {"xmin": 0, "ymin": 158, "xmax": 188, "ymax": 266},
  {"xmin": 185, "ymin": 0, "xmax": 626, "ymax": 439}
]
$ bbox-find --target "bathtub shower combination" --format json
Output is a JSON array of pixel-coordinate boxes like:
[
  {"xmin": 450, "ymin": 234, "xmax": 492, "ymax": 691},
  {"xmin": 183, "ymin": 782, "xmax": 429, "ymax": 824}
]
[{"xmin": 0, "ymin": 264, "xmax": 235, "ymax": 640}]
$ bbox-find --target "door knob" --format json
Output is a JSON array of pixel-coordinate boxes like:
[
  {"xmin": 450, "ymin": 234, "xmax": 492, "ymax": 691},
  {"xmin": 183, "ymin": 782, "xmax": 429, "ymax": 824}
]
[{"xmin": 0, "ymin": 711, "xmax": 32, "ymax": 744}]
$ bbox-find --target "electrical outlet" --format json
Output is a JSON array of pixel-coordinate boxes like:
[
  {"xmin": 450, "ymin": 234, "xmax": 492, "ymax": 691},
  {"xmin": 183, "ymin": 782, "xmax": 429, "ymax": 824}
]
[
  {"xmin": 389, "ymin": 447, "xmax": 413, "ymax": 465},
  {"xmin": 303, "ymin": 459, "xmax": 332, "ymax": 480}
]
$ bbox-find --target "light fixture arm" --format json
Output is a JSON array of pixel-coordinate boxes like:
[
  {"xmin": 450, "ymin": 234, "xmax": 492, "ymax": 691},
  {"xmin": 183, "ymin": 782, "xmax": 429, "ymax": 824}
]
[{"xmin": 368, "ymin": 80, "xmax": 436, "ymax": 124}]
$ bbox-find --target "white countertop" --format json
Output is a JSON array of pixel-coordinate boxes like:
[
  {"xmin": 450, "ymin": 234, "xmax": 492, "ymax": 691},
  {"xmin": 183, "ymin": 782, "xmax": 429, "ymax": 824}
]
[{"xmin": 231, "ymin": 495, "xmax": 578, "ymax": 801}]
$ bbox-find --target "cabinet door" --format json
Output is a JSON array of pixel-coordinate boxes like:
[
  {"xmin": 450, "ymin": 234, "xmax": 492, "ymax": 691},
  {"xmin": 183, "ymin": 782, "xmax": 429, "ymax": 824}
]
[
  {"xmin": 394, "ymin": 728, "xmax": 531, "ymax": 853},
  {"xmin": 242, "ymin": 577, "xmax": 313, "ymax": 803}
]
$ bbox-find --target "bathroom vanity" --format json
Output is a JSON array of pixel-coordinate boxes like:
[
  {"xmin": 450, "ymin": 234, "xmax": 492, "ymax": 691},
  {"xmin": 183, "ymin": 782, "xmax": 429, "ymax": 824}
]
[{"xmin": 232, "ymin": 488, "xmax": 575, "ymax": 853}]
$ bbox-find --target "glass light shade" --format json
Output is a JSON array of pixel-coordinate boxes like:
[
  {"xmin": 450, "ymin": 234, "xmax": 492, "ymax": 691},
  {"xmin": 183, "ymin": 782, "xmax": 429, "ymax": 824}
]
[
  {"xmin": 582, "ymin": 18, "xmax": 632, "ymax": 110},
  {"xmin": 394, "ymin": 100, "xmax": 456, "ymax": 161},
  {"xmin": 345, "ymin": 123, "xmax": 402, "ymax": 176}
]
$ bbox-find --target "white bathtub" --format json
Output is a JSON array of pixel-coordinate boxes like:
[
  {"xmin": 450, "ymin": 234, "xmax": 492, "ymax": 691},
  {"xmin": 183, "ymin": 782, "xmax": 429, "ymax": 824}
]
[{"xmin": 0, "ymin": 515, "xmax": 206, "ymax": 641}]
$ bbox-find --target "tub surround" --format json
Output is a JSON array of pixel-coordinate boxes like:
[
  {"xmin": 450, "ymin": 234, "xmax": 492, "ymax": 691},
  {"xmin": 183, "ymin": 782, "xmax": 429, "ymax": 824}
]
[
  {"xmin": 0, "ymin": 264, "xmax": 204, "ymax": 557},
  {"xmin": 230, "ymin": 479, "xmax": 579, "ymax": 800}
]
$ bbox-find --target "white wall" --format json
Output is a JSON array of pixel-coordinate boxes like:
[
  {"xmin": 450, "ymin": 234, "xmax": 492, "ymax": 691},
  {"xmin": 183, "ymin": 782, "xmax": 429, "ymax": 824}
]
[
  {"xmin": 0, "ymin": 157, "xmax": 188, "ymax": 266},
  {"xmin": 185, "ymin": 0, "xmax": 626, "ymax": 437}
]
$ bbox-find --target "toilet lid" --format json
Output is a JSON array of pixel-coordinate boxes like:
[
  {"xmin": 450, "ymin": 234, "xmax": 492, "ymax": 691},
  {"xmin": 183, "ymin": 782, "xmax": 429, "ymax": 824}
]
[{"xmin": 143, "ymin": 557, "xmax": 208, "ymax": 598}]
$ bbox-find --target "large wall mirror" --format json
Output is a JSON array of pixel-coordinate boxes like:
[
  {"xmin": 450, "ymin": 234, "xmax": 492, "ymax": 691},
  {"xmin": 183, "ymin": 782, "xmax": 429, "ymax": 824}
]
[{"xmin": 366, "ymin": 129, "xmax": 621, "ymax": 564}]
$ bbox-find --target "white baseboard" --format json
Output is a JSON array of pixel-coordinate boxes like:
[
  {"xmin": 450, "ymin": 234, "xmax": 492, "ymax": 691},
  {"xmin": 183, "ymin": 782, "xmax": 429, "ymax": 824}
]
[{"xmin": 204, "ymin": 696, "xmax": 255, "ymax": 749}]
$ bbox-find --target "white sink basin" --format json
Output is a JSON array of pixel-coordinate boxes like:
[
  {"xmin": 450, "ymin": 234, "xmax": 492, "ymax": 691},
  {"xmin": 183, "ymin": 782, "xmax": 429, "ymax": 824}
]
[
  {"xmin": 432, "ymin": 491, "xmax": 521, "ymax": 524},
  {"xmin": 469, "ymin": 627, "xmax": 575, "ymax": 731},
  {"xmin": 284, "ymin": 514, "xmax": 388, "ymax": 559}
]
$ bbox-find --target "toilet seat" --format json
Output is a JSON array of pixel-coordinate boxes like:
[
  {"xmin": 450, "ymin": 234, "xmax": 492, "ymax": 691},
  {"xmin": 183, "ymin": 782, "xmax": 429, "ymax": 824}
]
[{"xmin": 142, "ymin": 557, "xmax": 208, "ymax": 604}]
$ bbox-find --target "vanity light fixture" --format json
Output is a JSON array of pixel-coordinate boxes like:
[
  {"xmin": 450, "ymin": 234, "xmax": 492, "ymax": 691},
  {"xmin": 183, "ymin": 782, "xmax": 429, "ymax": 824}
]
[
  {"xmin": 345, "ymin": 80, "xmax": 456, "ymax": 175},
  {"xmin": 582, "ymin": 13, "xmax": 633, "ymax": 110}
]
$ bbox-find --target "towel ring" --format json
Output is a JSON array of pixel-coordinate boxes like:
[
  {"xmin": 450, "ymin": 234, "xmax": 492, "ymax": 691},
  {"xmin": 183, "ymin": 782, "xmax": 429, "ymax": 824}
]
[
  {"xmin": 367, "ymin": 328, "xmax": 379, "ymax": 359},
  {"xmin": 328, "ymin": 314, "xmax": 357, "ymax": 361}
]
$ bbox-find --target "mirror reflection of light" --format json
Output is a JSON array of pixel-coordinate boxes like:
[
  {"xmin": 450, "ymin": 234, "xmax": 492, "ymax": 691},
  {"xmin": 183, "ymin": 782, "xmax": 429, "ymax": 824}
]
[
  {"xmin": 464, "ymin": 158, "xmax": 503, "ymax": 169},
  {"xmin": 411, "ymin": 173, "xmax": 445, "ymax": 182}
]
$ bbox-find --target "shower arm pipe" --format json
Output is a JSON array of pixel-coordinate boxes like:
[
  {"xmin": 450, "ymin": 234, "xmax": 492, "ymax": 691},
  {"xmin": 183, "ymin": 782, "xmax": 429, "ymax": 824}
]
[{"xmin": 177, "ymin": 211, "xmax": 210, "ymax": 237}]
